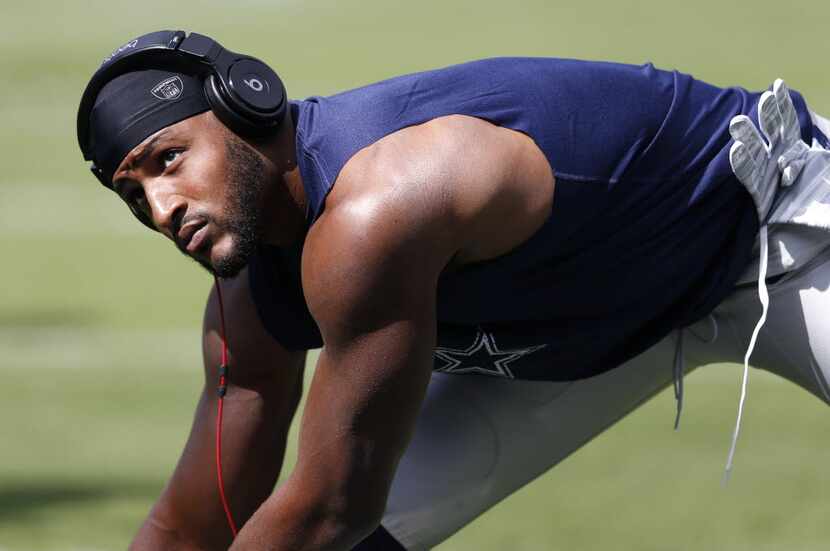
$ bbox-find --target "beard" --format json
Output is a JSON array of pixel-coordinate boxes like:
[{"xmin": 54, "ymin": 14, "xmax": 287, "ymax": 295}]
[{"xmin": 194, "ymin": 134, "xmax": 268, "ymax": 278}]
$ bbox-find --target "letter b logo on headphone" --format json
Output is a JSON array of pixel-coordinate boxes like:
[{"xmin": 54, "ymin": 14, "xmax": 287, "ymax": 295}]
[
  {"xmin": 244, "ymin": 77, "xmax": 264, "ymax": 92},
  {"xmin": 227, "ymin": 58, "xmax": 279, "ymax": 113}
]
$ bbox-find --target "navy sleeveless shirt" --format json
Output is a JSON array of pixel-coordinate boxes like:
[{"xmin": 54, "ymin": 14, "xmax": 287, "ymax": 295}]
[{"xmin": 248, "ymin": 58, "xmax": 813, "ymax": 381}]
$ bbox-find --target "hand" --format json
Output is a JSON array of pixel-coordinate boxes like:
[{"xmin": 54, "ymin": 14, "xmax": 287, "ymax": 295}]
[
  {"xmin": 728, "ymin": 79, "xmax": 807, "ymax": 222},
  {"xmin": 729, "ymin": 79, "xmax": 830, "ymax": 230}
]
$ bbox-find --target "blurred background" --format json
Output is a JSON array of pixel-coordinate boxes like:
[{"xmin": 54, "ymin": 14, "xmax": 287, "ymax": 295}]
[{"xmin": 2, "ymin": 0, "xmax": 829, "ymax": 549}]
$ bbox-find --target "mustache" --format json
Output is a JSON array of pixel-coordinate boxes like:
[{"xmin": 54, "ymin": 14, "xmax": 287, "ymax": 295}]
[
  {"xmin": 173, "ymin": 212, "xmax": 212, "ymax": 253},
  {"xmin": 171, "ymin": 210, "xmax": 199, "ymax": 239}
]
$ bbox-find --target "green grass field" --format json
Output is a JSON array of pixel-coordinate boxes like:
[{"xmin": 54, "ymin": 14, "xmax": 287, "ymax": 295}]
[{"xmin": 2, "ymin": 0, "xmax": 829, "ymax": 549}]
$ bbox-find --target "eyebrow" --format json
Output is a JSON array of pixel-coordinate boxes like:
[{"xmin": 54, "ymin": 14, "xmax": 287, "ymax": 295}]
[{"xmin": 123, "ymin": 130, "xmax": 170, "ymax": 173}]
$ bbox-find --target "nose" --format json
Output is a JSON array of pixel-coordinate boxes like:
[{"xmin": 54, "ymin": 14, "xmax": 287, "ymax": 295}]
[{"xmin": 144, "ymin": 178, "xmax": 185, "ymax": 238}]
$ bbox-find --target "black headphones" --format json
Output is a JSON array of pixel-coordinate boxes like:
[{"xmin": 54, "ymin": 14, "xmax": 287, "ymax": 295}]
[{"xmin": 77, "ymin": 30, "xmax": 288, "ymax": 189}]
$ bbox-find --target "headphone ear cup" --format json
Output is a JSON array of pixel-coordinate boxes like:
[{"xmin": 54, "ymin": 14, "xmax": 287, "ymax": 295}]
[
  {"xmin": 224, "ymin": 58, "xmax": 285, "ymax": 115},
  {"xmin": 203, "ymin": 74, "xmax": 274, "ymax": 138}
]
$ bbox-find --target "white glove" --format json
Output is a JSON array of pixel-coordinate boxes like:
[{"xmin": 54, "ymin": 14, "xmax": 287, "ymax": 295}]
[
  {"xmin": 728, "ymin": 79, "xmax": 806, "ymax": 222},
  {"xmin": 729, "ymin": 79, "xmax": 830, "ymax": 230}
]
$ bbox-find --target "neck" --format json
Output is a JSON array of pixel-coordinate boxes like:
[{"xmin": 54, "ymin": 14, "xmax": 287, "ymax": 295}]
[{"xmin": 255, "ymin": 106, "xmax": 308, "ymax": 246}]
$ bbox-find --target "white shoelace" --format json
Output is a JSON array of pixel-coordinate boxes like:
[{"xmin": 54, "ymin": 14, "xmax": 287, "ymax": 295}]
[{"xmin": 723, "ymin": 224, "xmax": 770, "ymax": 484}]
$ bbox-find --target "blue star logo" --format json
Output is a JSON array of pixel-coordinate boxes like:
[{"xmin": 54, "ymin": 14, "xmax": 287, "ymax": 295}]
[{"xmin": 434, "ymin": 329, "xmax": 547, "ymax": 378}]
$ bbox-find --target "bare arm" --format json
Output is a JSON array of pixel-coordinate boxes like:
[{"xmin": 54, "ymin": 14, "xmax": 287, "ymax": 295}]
[
  {"xmin": 224, "ymin": 115, "xmax": 552, "ymax": 550},
  {"xmin": 130, "ymin": 268, "xmax": 306, "ymax": 551},
  {"xmin": 227, "ymin": 146, "xmax": 462, "ymax": 551}
]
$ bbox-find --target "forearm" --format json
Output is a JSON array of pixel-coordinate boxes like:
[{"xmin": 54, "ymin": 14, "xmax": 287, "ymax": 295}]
[
  {"xmin": 227, "ymin": 338, "xmax": 429, "ymax": 551},
  {"xmin": 130, "ymin": 378, "xmax": 300, "ymax": 550},
  {"xmin": 130, "ymin": 506, "xmax": 216, "ymax": 551},
  {"xmin": 228, "ymin": 478, "xmax": 377, "ymax": 551}
]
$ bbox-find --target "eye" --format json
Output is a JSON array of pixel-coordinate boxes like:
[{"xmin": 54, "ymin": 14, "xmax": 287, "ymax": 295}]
[
  {"xmin": 123, "ymin": 185, "xmax": 149, "ymax": 216},
  {"xmin": 161, "ymin": 149, "xmax": 182, "ymax": 169}
]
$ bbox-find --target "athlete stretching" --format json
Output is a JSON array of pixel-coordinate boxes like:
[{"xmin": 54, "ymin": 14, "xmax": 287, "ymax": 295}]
[{"xmin": 77, "ymin": 30, "xmax": 830, "ymax": 550}]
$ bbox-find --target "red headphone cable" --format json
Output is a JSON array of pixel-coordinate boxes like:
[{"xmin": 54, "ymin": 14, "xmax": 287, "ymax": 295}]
[{"xmin": 214, "ymin": 277, "xmax": 239, "ymax": 538}]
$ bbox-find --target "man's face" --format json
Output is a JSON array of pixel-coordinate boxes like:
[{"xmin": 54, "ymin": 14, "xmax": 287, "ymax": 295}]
[{"xmin": 111, "ymin": 112, "xmax": 268, "ymax": 277}]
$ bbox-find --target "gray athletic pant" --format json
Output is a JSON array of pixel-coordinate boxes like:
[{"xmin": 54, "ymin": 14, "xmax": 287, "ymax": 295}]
[{"xmin": 380, "ymin": 113, "xmax": 830, "ymax": 550}]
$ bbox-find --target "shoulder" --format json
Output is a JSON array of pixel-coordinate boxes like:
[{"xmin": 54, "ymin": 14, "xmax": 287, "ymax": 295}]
[
  {"xmin": 317, "ymin": 114, "xmax": 545, "ymax": 239},
  {"xmin": 203, "ymin": 267, "xmax": 305, "ymax": 385},
  {"xmin": 301, "ymin": 115, "xmax": 554, "ymax": 335},
  {"xmin": 299, "ymin": 119, "xmax": 469, "ymax": 336}
]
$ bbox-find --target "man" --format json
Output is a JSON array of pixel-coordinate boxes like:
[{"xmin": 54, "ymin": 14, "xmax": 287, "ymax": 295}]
[{"xmin": 77, "ymin": 30, "xmax": 830, "ymax": 550}]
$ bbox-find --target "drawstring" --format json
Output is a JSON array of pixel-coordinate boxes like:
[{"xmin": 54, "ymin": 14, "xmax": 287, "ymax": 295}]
[
  {"xmin": 689, "ymin": 314, "xmax": 719, "ymax": 344},
  {"xmin": 672, "ymin": 315, "xmax": 717, "ymax": 431},
  {"xmin": 673, "ymin": 330, "xmax": 685, "ymax": 431},
  {"xmin": 723, "ymin": 224, "xmax": 770, "ymax": 484}
]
